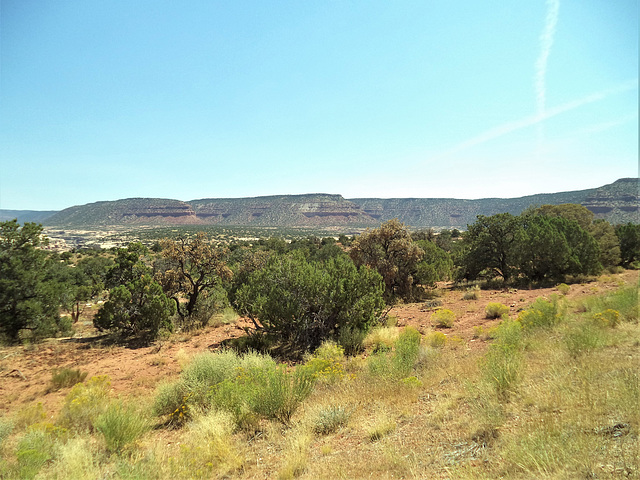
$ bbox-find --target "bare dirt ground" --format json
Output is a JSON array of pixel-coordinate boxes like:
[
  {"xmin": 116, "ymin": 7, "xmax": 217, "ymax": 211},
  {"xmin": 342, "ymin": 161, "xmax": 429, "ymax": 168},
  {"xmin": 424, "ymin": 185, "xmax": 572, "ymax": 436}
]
[{"xmin": 1, "ymin": 270, "xmax": 637, "ymax": 420}]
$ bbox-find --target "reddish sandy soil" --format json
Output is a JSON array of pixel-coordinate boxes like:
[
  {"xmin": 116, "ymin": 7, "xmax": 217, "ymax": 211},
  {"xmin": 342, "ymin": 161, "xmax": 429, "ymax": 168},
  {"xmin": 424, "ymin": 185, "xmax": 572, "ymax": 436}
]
[{"xmin": 1, "ymin": 270, "xmax": 637, "ymax": 419}]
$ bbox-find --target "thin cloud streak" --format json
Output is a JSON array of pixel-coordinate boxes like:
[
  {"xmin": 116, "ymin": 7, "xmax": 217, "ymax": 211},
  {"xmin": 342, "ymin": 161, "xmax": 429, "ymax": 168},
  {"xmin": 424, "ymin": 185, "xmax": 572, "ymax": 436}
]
[
  {"xmin": 536, "ymin": 0, "xmax": 560, "ymax": 120},
  {"xmin": 439, "ymin": 79, "xmax": 638, "ymax": 157}
]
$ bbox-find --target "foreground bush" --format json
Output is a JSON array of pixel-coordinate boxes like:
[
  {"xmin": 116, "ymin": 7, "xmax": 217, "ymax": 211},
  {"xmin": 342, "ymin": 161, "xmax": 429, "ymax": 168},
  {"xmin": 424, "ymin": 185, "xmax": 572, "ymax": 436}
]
[
  {"xmin": 236, "ymin": 251, "xmax": 385, "ymax": 355},
  {"xmin": 57, "ymin": 376, "xmax": 111, "ymax": 432},
  {"xmin": 391, "ymin": 327, "xmax": 422, "ymax": 376},
  {"xmin": 153, "ymin": 350, "xmax": 246, "ymax": 424},
  {"xmin": 517, "ymin": 296, "xmax": 563, "ymax": 330},
  {"xmin": 368, "ymin": 327, "xmax": 422, "ymax": 379},
  {"xmin": 432, "ymin": 309, "xmax": 455, "ymax": 328},
  {"xmin": 481, "ymin": 318, "xmax": 524, "ymax": 401},
  {"xmin": 14, "ymin": 425, "xmax": 63, "ymax": 479},
  {"xmin": 312, "ymin": 405, "xmax": 352, "ymax": 435},
  {"xmin": 95, "ymin": 401, "xmax": 150, "ymax": 453},
  {"xmin": 154, "ymin": 350, "xmax": 315, "ymax": 429},
  {"xmin": 173, "ymin": 410, "xmax": 245, "ymax": 477},
  {"xmin": 212, "ymin": 363, "xmax": 315, "ymax": 427},
  {"xmin": 485, "ymin": 302, "xmax": 509, "ymax": 319},
  {"xmin": 563, "ymin": 321, "xmax": 606, "ymax": 358},
  {"xmin": 301, "ymin": 341, "xmax": 348, "ymax": 383},
  {"xmin": 49, "ymin": 368, "xmax": 88, "ymax": 391}
]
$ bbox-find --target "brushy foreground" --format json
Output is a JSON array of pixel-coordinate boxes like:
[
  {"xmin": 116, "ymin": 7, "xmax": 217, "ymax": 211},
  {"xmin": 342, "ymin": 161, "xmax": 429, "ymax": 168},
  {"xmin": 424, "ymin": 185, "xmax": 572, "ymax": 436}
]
[{"xmin": 0, "ymin": 283, "xmax": 637, "ymax": 479}]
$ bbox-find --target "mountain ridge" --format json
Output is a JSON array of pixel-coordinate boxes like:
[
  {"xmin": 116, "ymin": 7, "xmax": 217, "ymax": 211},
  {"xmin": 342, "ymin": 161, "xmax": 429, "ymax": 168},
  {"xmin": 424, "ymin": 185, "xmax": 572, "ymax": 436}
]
[{"xmin": 3, "ymin": 178, "xmax": 637, "ymax": 228}]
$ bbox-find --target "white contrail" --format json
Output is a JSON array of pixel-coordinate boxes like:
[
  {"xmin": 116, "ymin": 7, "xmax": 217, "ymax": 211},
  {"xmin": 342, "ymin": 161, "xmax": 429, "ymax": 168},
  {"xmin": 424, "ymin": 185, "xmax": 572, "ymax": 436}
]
[
  {"xmin": 439, "ymin": 79, "xmax": 637, "ymax": 156},
  {"xmin": 535, "ymin": 0, "xmax": 560, "ymax": 121}
]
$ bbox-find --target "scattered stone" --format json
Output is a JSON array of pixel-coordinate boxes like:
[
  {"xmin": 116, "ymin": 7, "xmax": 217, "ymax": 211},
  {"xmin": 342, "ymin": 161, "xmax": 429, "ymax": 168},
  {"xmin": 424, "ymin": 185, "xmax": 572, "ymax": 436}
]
[{"xmin": 594, "ymin": 423, "xmax": 631, "ymax": 438}]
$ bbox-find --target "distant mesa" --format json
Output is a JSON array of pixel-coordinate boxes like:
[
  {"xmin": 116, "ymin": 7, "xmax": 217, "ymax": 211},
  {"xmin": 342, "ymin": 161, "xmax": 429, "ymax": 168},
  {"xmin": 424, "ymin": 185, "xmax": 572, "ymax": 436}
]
[{"xmin": 2, "ymin": 178, "xmax": 637, "ymax": 228}]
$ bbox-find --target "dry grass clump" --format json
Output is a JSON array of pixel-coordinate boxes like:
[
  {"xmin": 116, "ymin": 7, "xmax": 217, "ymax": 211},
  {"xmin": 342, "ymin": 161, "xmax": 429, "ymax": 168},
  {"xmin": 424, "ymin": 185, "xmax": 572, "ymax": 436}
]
[
  {"xmin": 177, "ymin": 410, "xmax": 245, "ymax": 476},
  {"xmin": 277, "ymin": 427, "xmax": 312, "ymax": 479},
  {"xmin": 432, "ymin": 308, "xmax": 456, "ymax": 328},
  {"xmin": 57, "ymin": 375, "xmax": 111, "ymax": 432},
  {"xmin": 426, "ymin": 331, "xmax": 447, "ymax": 347},
  {"xmin": 363, "ymin": 326, "xmax": 400, "ymax": 352},
  {"xmin": 44, "ymin": 436, "xmax": 102, "ymax": 479},
  {"xmin": 95, "ymin": 400, "xmax": 151, "ymax": 453},
  {"xmin": 366, "ymin": 410, "xmax": 397, "ymax": 442},
  {"xmin": 209, "ymin": 306, "xmax": 239, "ymax": 328},
  {"xmin": 12, "ymin": 403, "xmax": 47, "ymax": 430},
  {"xmin": 311, "ymin": 405, "xmax": 352, "ymax": 435},
  {"xmin": 485, "ymin": 302, "xmax": 509, "ymax": 318},
  {"xmin": 462, "ymin": 285, "xmax": 480, "ymax": 300},
  {"xmin": 49, "ymin": 367, "xmax": 88, "ymax": 391}
]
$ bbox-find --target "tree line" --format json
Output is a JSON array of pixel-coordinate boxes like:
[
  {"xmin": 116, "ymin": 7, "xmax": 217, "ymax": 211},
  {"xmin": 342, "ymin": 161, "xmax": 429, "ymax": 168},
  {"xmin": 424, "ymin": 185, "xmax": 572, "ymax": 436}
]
[{"xmin": 1, "ymin": 203, "xmax": 638, "ymax": 355}]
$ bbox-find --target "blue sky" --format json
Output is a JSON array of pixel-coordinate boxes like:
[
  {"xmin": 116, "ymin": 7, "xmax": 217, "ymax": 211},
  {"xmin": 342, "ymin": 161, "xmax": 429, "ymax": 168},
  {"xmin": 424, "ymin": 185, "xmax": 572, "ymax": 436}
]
[{"xmin": 0, "ymin": 0, "xmax": 637, "ymax": 210}]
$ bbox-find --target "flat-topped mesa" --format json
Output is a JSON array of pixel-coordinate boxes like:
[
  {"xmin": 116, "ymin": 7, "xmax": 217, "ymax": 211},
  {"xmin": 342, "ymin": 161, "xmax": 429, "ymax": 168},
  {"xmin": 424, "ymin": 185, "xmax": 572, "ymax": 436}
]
[
  {"xmin": 44, "ymin": 198, "xmax": 200, "ymax": 226},
  {"xmin": 190, "ymin": 194, "xmax": 374, "ymax": 226},
  {"xmin": 582, "ymin": 178, "xmax": 639, "ymax": 223},
  {"xmin": 36, "ymin": 179, "xmax": 639, "ymax": 228}
]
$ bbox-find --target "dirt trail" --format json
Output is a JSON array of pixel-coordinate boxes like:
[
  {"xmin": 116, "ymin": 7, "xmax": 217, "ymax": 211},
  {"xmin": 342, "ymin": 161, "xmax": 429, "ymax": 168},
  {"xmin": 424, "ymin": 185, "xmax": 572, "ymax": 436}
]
[{"xmin": 1, "ymin": 270, "xmax": 636, "ymax": 419}]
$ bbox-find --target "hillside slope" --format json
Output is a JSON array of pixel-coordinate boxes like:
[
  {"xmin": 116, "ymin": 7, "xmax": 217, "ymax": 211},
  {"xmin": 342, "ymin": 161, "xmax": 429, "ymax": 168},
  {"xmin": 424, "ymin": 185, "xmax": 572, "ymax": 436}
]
[{"xmin": 35, "ymin": 178, "xmax": 640, "ymax": 228}]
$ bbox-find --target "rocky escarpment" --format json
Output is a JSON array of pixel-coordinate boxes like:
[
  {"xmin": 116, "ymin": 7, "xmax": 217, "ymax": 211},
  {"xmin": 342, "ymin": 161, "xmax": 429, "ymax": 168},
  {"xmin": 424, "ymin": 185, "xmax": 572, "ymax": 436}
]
[
  {"xmin": 190, "ymin": 194, "xmax": 375, "ymax": 226},
  {"xmin": 44, "ymin": 198, "xmax": 200, "ymax": 226},
  {"xmin": 36, "ymin": 178, "xmax": 638, "ymax": 228},
  {"xmin": 581, "ymin": 178, "xmax": 639, "ymax": 224}
]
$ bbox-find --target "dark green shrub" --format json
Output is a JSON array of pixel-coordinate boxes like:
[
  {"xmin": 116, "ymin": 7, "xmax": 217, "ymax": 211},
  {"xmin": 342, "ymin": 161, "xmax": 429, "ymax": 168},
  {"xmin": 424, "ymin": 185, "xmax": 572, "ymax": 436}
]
[
  {"xmin": 94, "ymin": 274, "xmax": 175, "ymax": 342},
  {"xmin": 0, "ymin": 221, "xmax": 63, "ymax": 343},
  {"xmin": 236, "ymin": 251, "xmax": 384, "ymax": 355},
  {"xmin": 337, "ymin": 325, "xmax": 367, "ymax": 356}
]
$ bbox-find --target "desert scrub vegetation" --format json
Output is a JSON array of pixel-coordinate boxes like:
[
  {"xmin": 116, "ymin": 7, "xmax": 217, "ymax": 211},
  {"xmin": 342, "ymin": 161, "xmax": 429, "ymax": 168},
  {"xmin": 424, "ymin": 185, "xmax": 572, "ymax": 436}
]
[
  {"xmin": 154, "ymin": 349, "xmax": 315, "ymax": 429},
  {"xmin": 0, "ymin": 276, "xmax": 638, "ymax": 479},
  {"xmin": 582, "ymin": 283, "xmax": 638, "ymax": 323},
  {"xmin": 462, "ymin": 285, "xmax": 480, "ymax": 300},
  {"xmin": 480, "ymin": 318, "xmax": 524, "ymax": 401},
  {"xmin": 516, "ymin": 296, "xmax": 564, "ymax": 331},
  {"xmin": 431, "ymin": 308, "xmax": 456, "ymax": 328},
  {"xmin": 310, "ymin": 405, "xmax": 352, "ymax": 435},
  {"xmin": 426, "ymin": 330, "xmax": 447, "ymax": 347},
  {"xmin": 485, "ymin": 302, "xmax": 509, "ymax": 318},
  {"xmin": 367, "ymin": 326, "xmax": 422, "ymax": 380},
  {"xmin": 95, "ymin": 400, "xmax": 151, "ymax": 453},
  {"xmin": 300, "ymin": 341, "xmax": 349, "ymax": 384},
  {"xmin": 57, "ymin": 375, "xmax": 111, "ymax": 432},
  {"xmin": 48, "ymin": 367, "xmax": 88, "ymax": 391}
]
